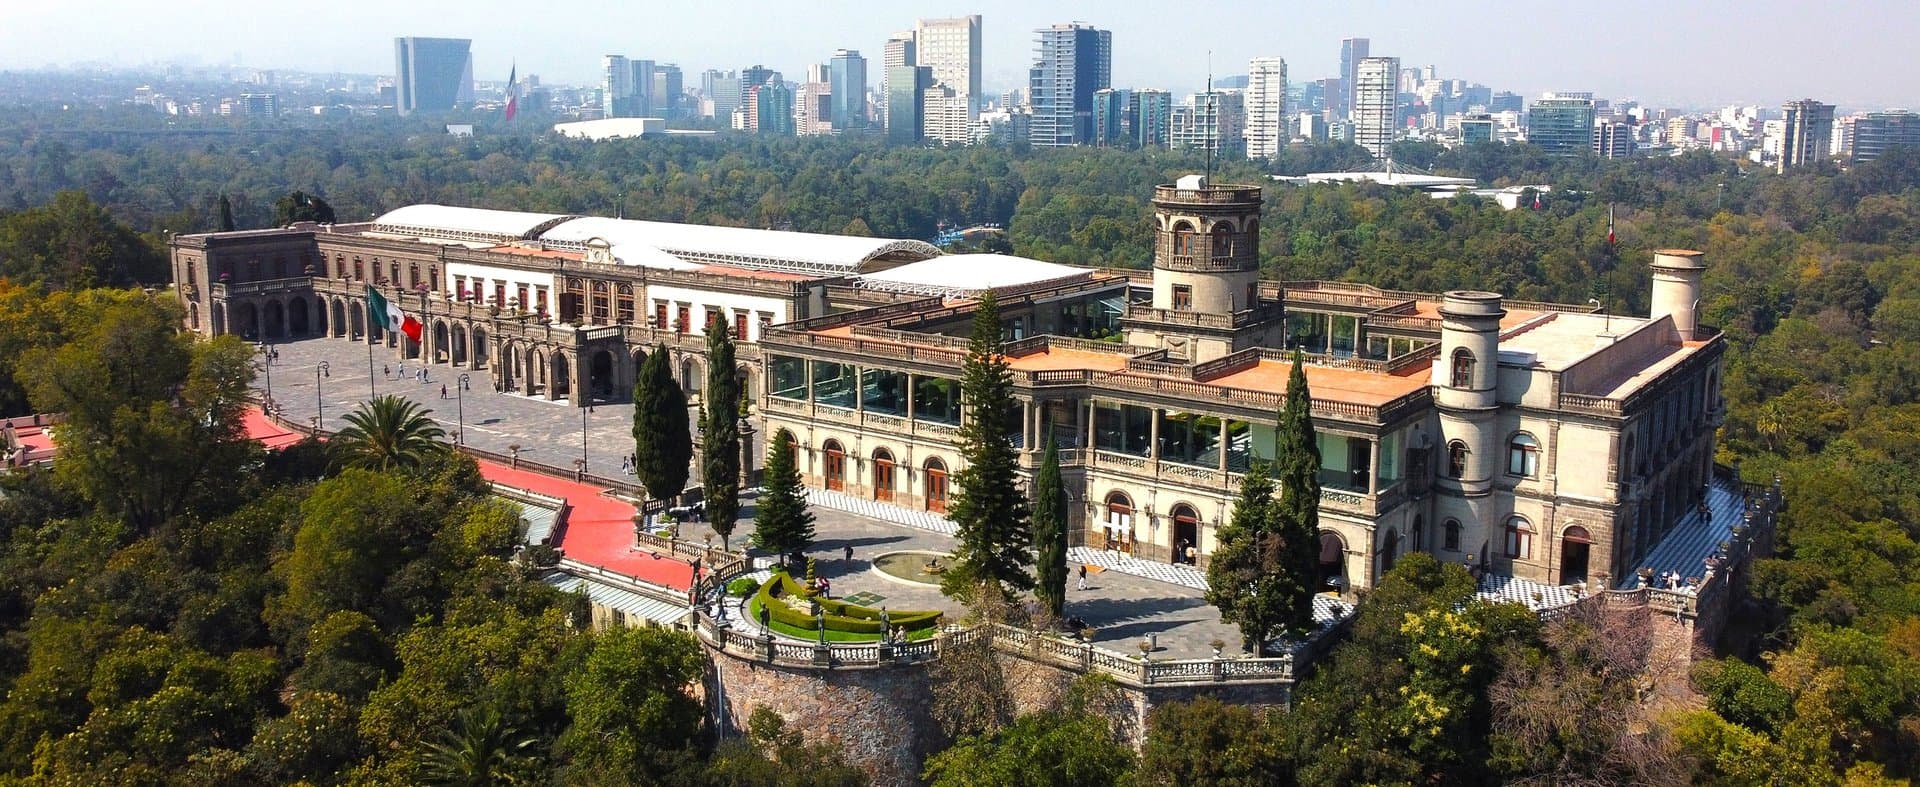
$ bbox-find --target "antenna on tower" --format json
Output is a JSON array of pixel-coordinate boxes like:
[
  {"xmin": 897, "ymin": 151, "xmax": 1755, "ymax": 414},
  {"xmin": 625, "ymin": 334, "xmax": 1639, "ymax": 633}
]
[{"xmin": 1204, "ymin": 51, "xmax": 1214, "ymax": 183}]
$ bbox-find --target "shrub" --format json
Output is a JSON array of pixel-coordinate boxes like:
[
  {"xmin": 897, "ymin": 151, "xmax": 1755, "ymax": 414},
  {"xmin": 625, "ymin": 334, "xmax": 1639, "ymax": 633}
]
[
  {"xmin": 727, "ymin": 577, "xmax": 761, "ymax": 597},
  {"xmin": 752, "ymin": 569, "xmax": 942, "ymax": 635}
]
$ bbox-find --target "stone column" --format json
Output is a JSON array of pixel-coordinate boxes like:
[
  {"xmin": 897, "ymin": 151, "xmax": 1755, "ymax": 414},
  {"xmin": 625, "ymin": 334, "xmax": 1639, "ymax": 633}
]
[
  {"xmin": 1368, "ymin": 439, "xmax": 1380, "ymax": 496},
  {"xmin": 1217, "ymin": 419, "xmax": 1230, "ymax": 474}
]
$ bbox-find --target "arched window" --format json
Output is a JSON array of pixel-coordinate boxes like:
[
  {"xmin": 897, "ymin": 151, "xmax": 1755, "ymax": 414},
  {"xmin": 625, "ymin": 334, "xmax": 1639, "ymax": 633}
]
[
  {"xmin": 1447, "ymin": 440, "xmax": 1469, "ymax": 479},
  {"xmin": 1410, "ymin": 514, "xmax": 1425, "ymax": 551},
  {"xmin": 1210, "ymin": 222, "xmax": 1235, "ymax": 257},
  {"xmin": 1171, "ymin": 220, "xmax": 1196, "ymax": 256},
  {"xmin": 872, "ymin": 448, "xmax": 896, "ymax": 502},
  {"xmin": 1380, "ymin": 528, "xmax": 1400, "ymax": 574},
  {"xmin": 1505, "ymin": 516, "xmax": 1533, "ymax": 559},
  {"xmin": 1450, "ymin": 348, "xmax": 1475, "ymax": 388},
  {"xmin": 1443, "ymin": 519, "xmax": 1462, "ymax": 551},
  {"xmin": 1508, "ymin": 433, "xmax": 1541, "ymax": 478}
]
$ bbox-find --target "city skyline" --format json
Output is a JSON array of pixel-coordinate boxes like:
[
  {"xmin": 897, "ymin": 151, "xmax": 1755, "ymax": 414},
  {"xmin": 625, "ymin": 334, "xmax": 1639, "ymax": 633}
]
[{"xmin": 6, "ymin": 1, "xmax": 1919, "ymax": 110}]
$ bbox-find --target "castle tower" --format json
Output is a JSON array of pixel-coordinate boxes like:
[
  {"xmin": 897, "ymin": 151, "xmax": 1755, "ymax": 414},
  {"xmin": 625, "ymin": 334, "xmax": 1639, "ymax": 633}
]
[
  {"xmin": 1649, "ymin": 249, "xmax": 1706, "ymax": 340},
  {"xmin": 1123, "ymin": 175, "xmax": 1283, "ymax": 361},
  {"xmin": 1433, "ymin": 291, "xmax": 1505, "ymax": 554}
]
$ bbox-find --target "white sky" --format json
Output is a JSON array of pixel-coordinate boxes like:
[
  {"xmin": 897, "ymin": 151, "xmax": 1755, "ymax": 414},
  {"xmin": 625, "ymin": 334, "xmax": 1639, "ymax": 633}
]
[{"xmin": 5, "ymin": 0, "xmax": 1916, "ymax": 110}]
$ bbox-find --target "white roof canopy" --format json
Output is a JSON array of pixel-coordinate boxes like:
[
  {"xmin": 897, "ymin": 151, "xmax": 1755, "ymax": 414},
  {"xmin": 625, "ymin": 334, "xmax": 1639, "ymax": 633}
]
[
  {"xmin": 371, "ymin": 205, "xmax": 576, "ymax": 244},
  {"xmin": 857, "ymin": 254, "xmax": 1095, "ymax": 298}
]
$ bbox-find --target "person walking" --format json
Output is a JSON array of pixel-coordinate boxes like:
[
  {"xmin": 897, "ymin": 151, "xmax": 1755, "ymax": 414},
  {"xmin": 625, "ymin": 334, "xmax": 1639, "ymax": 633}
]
[
  {"xmin": 844, "ymin": 544, "xmax": 854, "ymax": 563},
  {"xmin": 383, "ymin": 364, "xmax": 390, "ymax": 378},
  {"xmin": 440, "ymin": 384, "xmax": 448, "ymax": 399},
  {"xmin": 1076, "ymin": 564, "xmax": 1088, "ymax": 591}
]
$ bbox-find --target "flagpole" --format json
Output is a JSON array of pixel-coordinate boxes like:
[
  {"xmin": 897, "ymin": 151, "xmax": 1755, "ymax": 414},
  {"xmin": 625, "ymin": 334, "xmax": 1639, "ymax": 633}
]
[{"xmin": 368, "ymin": 330, "xmax": 377, "ymax": 399}]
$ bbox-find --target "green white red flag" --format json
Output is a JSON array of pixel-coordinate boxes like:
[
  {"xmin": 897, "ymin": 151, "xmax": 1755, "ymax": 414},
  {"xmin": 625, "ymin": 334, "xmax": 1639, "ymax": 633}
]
[{"xmin": 366, "ymin": 285, "xmax": 422, "ymax": 341}]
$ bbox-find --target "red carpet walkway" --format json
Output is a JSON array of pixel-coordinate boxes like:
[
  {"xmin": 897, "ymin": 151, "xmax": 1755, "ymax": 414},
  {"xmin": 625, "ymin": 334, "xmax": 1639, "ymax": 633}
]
[{"xmin": 240, "ymin": 407, "xmax": 691, "ymax": 592}]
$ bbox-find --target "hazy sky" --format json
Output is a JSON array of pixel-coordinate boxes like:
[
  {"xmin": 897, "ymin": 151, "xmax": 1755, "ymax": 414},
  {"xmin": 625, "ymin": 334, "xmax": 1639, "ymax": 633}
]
[{"xmin": 6, "ymin": 1, "xmax": 1916, "ymax": 110}]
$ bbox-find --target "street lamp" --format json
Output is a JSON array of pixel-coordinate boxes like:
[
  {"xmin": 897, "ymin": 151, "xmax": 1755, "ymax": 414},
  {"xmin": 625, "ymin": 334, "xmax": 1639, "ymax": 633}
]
[
  {"xmin": 579, "ymin": 401, "xmax": 589, "ymax": 473},
  {"xmin": 259, "ymin": 341, "xmax": 275, "ymax": 405},
  {"xmin": 314, "ymin": 361, "xmax": 330, "ymax": 429},
  {"xmin": 456, "ymin": 373, "xmax": 470, "ymax": 445}
]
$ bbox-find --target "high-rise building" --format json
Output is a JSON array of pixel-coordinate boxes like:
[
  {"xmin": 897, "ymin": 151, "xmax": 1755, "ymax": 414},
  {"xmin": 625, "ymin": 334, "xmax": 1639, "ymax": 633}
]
[
  {"xmin": 1171, "ymin": 90, "xmax": 1244, "ymax": 154},
  {"xmin": 237, "ymin": 93, "xmax": 280, "ymax": 117},
  {"xmin": 1778, "ymin": 99, "xmax": 1834, "ymax": 172},
  {"xmin": 393, "ymin": 37, "xmax": 472, "ymax": 116},
  {"xmin": 916, "ymin": 15, "xmax": 981, "ymax": 120},
  {"xmin": 1244, "ymin": 57, "xmax": 1288, "ymax": 160},
  {"xmin": 1851, "ymin": 110, "xmax": 1920, "ymax": 162},
  {"xmin": 752, "ymin": 82, "xmax": 795, "ymax": 135},
  {"xmin": 880, "ymin": 32, "xmax": 916, "ymax": 132},
  {"xmin": 1528, "ymin": 96, "xmax": 1597, "ymax": 155},
  {"xmin": 1593, "ymin": 120, "xmax": 1636, "ymax": 158},
  {"xmin": 702, "ymin": 70, "xmax": 741, "ymax": 120},
  {"xmin": 828, "ymin": 49, "xmax": 868, "ymax": 132},
  {"xmin": 603, "ymin": 56, "xmax": 657, "ymax": 118},
  {"xmin": 887, "ymin": 65, "xmax": 932, "ymax": 144},
  {"xmin": 923, "ymin": 86, "xmax": 974, "ymax": 146},
  {"xmin": 1489, "ymin": 92, "xmax": 1524, "ymax": 113},
  {"xmin": 1338, "ymin": 37, "xmax": 1369, "ymax": 121},
  {"xmin": 1093, "ymin": 88, "xmax": 1133, "ymax": 147},
  {"xmin": 1460, "ymin": 114, "xmax": 1495, "ymax": 144},
  {"xmin": 1029, "ymin": 23, "xmax": 1111, "ymax": 147},
  {"xmin": 1351, "ymin": 56, "xmax": 1398, "ymax": 158},
  {"xmin": 742, "ymin": 65, "xmax": 779, "ymax": 93},
  {"xmin": 652, "ymin": 64, "xmax": 684, "ymax": 119},
  {"xmin": 1137, "ymin": 90, "xmax": 1172, "ymax": 148}
]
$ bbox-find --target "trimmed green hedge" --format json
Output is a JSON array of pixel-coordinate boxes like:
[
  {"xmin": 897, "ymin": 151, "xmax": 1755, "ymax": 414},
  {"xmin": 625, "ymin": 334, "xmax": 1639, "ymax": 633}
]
[
  {"xmin": 726, "ymin": 576, "xmax": 761, "ymax": 597},
  {"xmin": 753, "ymin": 568, "xmax": 942, "ymax": 635}
]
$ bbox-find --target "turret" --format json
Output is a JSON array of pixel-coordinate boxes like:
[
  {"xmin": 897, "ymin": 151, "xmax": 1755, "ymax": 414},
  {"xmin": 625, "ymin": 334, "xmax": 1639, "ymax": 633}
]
[
  {"xmin": 1649, "ymin": 249, "xmax": 1706, "ymax": 340},
  {"xmin": 1149, "ymin": 175, "xmax": 1263, "ymax": 315},
  {"xmin": 1434, "ymin": 291, "xmax": 1504, "ymax": 497}
]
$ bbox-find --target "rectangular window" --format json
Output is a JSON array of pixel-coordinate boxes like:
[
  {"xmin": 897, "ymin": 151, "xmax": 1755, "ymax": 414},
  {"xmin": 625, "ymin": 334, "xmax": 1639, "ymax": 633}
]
[
  {"xmin": 1172, "ymin": 284, "xmax": 1193, "ymax": 311},
  {"xmin": 454, "ymin": 276, "xmax": 467, "ymax": 299},
  {"xmin": 676, "ymin": 306, "xmax": 690, "ymax": 333},
  {"xmin": 655, "ymin": 303, "xmax": 668, "ymax": 329},
  {"xmin": 494, "ymin": 283, "xmax": 506, "ymax": 306},
  {"xmin": 735, "ymin": 312, "xmax": 749, "ymax": 341},
  {"xmin": 812, "ymin": 361, "xmax": 857, "ymax": 409},
  {"xmin": 517, "ymin": 285, "xmax": 530, "ymax": 311},
  {"xmin": 861, "ymin": 369, "xmax": 909, "ymax": 416},
  {"xmin": 616, "ymin": 292, "xmax": 634, "ymax": 324},
  {"xmin": 536, "ymin": 288, "xmax": 549, "ymax": 315},
  {"xmin": 769, "ymin": 356, "xmax": 808, "ymax": 400}
]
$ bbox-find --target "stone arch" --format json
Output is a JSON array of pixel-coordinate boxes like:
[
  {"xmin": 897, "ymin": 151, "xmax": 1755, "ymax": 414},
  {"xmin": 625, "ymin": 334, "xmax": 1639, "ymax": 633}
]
[
  {"xmin": 736, "ymin": 364, "xmax": 754, "ymax": 403},
  {"xmin": 589, "ymin": 349, "xmax": 616, "ymax": 400},
  {"xmin": 330, "ymin": 298, "xmax": 347, "ymax": 337},
  {"xmin": 235, "ymin": 302, "xmax": 260, "ymax": 340},
  {"xmin": 923, "ymin": 456, "xmax": 949, "ymax": 514},
  {"xmin": 1170, "ymin": 219, "xmax": 1198, "ymax": 256},
  {"xmin": 551, "ymin": 351, "xmax": 572, "ymax": 401},
  {"xmin": 262, "ymin": 300, "xmax": 285, "ymax": 339},
  {"xmin": 471, "ymin": 327, "xmax": 489, "ymax": 370},
  {"xmin": 1102, "ymin": 491, "xmax": 1134, "ymax": 551},
  {"xmin": 432, "ymin": 320, "xmax": 451, "ymax": 364},
  {"xmin": 527, "ymin": 347, "xmax": 546, "ymax": 396},
  {"xmin": 497, "ymin": 341, "xmax": 519, "ymax": 391},
  {"xmin": 1379, "ymin": 527, "xmax": 1401, "ymax": 577},
  {"xmin": 450, "ymin": 323, "xmax": 468, "ymax": 366},
  {"xmin": 1318, "ymin": 530, "xmax": 1348, "ymax": 592},
  {"xmin": 1170, "ymin": 502, "xmax": 1200, "ymax": 565},
  {"xmin": 1560, "ymin": 524, "xmax": 1592, "ymax": 584},
  {"xmin": 402, "ymin": 328, "xmax": 421, "ymax": 360},
  {"xmin": 680, "ymin": 356, "xmax": 704, "ymax": 395},
  {"xmin": 822, "ymin": 439, "xmax": 847, "ymax": 491},
  {"xmin": 287, "ymin": 297, "xmax": 310, "ymax": 336},
  {"xmin": 347, "ymin": 307, "xmax": 363, "ymax": 340}
]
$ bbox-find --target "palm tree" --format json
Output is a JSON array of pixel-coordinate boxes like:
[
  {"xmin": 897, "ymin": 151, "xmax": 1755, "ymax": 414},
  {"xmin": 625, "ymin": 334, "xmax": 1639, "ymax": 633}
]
[
  {"xmin": 334, "ymin": 394, "xmax": 447, "ymax": 470},
  {"xmin": 417, "ymin": 705, "xmax": 537, "ymax": 786}
]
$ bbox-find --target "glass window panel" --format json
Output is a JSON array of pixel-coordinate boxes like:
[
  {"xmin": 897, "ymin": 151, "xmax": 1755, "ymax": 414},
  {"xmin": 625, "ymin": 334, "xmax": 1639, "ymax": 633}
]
[
  {"xmin": 812, "ymin": 361, "xmax": 856, "ymax": 408},
  {"xmin": 770, "ymin": 356, "xmax": 807, "ymax": 400},
  {"xmin": 912, "ymin": 376, "xmax": 960, "ymax": 424}
]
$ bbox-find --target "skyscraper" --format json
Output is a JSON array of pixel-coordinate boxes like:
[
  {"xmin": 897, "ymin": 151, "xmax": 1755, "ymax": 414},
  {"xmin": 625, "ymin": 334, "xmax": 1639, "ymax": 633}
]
[
  {"xmin": 829, "ymin": 49, "xmax": 868, "ymax": 132},
  {"xmin": 1592, "ymin": 120, "xmax": 1636, "ymax": 159},
  {"xmin": 1093, "ymin": 88, "xmax": 1133, "ymax": 147},
  {"xmin": 702, "ymin": 69, "xmax": 741, "ymax": 119},
  {"xmin": 1851, "ymin": 110, "xmax": 1920, "ymax": 162},
  {"xmin": 1245, "ymin": 57, "xmax": 1288, "ymax": 160},
  {"xmin": 1338, "ymin": 37, "xmax": 1369, "ymax": 121},
  {"xmin": 749, "ymin": 82, "xmax": 796, "ymax": 136},
  {"xmin": 887, "ymin": 65, "xmax": 932, "ymax": 144},
  {"xmin": 880, "ymin": 32, "xmax": 916, "ymax": 132},
  {"xmin": 1029, "ymin": 23, "xmax": 1111, "ymax": 147},
  {"xmin": 1136, "ymin": 90, "xmax": 1172, "ymax": 148},
  {"xmin": 917, "ymin": 15, "xmax": 982, "ymax": 119},
  {"xmin": 1171, "ymin": 90, "xmax": 1244, "ymax": 154},
  {"xmin": 1351, "ymin": 56, "xmax": 1398, "ymax": 158},
  {"xmin": 393, "ymin": 37, "xmax": 472, "ymax": 116},
  {"xmin": 1528, "ymin": 95, "xmax": 1596, "ymax": 155},
  {"xmin": 603, "ymin": 56, "xmax": 656, "ymax": 118},
  {"xmin": 1778, "ymin": 99, "xmax": 1834, "ymax": 172},
  {"xmin": 652, "ymin": 64, "xmax": 684, "ymax": 119},
  {"xmin": 741, "ymin": 65, "xmax": 780, "ymax": 92}
]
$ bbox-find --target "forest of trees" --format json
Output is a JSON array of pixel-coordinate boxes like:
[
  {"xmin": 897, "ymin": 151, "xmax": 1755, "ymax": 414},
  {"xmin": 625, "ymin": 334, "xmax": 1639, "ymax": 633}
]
[{"xmin": 0, "ymin": 107, "xmax": 1918, "ymax": 783}]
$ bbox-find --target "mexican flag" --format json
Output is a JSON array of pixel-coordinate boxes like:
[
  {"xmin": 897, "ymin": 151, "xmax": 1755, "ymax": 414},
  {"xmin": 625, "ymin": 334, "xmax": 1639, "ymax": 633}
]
[{"xmin": 366, "ymin": 286, "xmax": 423, "ymax": 342}]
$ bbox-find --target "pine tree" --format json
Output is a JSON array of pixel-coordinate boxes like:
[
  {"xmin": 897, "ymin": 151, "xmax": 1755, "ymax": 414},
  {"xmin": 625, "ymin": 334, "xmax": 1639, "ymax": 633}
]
[
  {"xmin": 702, "ymin": 322, "xmax": 742, "ymax": 549},
  {"xmin": 1205, "ymin": 461, "xmax": 1289, "ymax": 653},
  {"xmin": 1031, "ymin": 437, "xmax": 1069, "ymax": 618},
  {"xmin": 217, "ymin": 194, "xmax": 236, "ymax": 232},
  {"xmin": 632, "ymin": 345, "xmax": 691, "ymax": 507},
  {"xmin": 941, "ymin": 292, "xmax": 1033, "ymax": 605},
  {"xmin": 751, "ymin": 429, "xmax": 814, "ymax": 564},
  {"xmin": 1272, "ymin": 351, "xmax": 1324, "ymax": 634}
]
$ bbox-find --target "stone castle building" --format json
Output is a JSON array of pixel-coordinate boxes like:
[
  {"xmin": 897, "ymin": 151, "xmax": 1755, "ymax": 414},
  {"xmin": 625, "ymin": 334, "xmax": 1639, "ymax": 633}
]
[{"xmin": 171, "ymin": 177, "xmax": 1726, "ymax": 595}]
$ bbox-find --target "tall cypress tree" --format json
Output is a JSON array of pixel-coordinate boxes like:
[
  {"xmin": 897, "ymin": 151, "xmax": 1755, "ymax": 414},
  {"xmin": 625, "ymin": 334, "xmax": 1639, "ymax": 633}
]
[
  {"xmin": 1031, "ymin": 437, "xmax": 1069, "ymax": 618},
  {"xmin": 217, "ymin": 194, "xmax": 236, "ymax": 232},
  {"xmin": 702, "ymin": 322, "xmax": 742, "ymax": 549},
  {"xmin": 1205, "ymin": 461, "xmax": 1289, "ymax": 653},
  {"xmin": 1273, "ymin": 351, "xmax": 1324, "ymax": 634},
  {"xmin": 632, "ymin": 344, "xmax": 692, "ymax": 508},
  {"xmin": 941, "ymin": 292, "xmax": 1033, "ymax": 605},
  {"xmin": 752, "ymin": 429, "xmax": 814, "ymax": 565}
]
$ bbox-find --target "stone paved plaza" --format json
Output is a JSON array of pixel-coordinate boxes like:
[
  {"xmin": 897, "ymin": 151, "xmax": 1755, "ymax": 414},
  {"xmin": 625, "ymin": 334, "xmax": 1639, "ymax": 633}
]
[{"xmin": 257, "ymin": 336, "xmax": 1246, "ymax": 658}]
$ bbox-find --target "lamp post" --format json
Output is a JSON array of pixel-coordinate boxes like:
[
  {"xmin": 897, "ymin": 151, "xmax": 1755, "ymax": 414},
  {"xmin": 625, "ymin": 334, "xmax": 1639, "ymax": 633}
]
[
  {"xmin": 456, "ymin": 373, "xmax": 470, "ymax": 445},
  {"xmin": 314, "ymin": 361, "xmax": 329, "ymax": 429},
  {"xmin": 259, "ymin": 341, "xmax": 274, "ymax": 405},
  {"xmin": 579, "ymin": 399, "xmax": 590, "ymax": 473}
]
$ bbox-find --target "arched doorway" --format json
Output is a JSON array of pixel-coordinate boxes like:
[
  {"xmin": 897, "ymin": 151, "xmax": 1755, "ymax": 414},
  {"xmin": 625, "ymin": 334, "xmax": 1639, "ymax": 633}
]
[
  {"xmin": 432, "ymin": 321, "xmax": 450, "ymax": 364},
  {"xmin": 310, "ymin": 298, "xmax": 325, "ymax": 336},
  {"xmin": 1104, "ymin": 492, "xmax": 1133, "ymax": 552},
  {"xmin": 331, "ymin": 299, "xmax": 347, "ymax": 337},
  {"xmin": 590, "ymin": 350, "xmax": 615, "ymax": 399},
  {"xmin": 288, "ymin": 297, "xmax": 310, "ymax": 336},
  {"xmin": 471, "ymin": 327, "xmax": 489, "ymax": 369},
  {"xmin": 1318, "ymin": 531, "xmax": 1348, "ymax": 592},
  {"xmin": 680, "ymin": 357, "xmax": 703, "ymax": 396},
  {"xmin": 1170, "ymin": 503, "xmax": 1199, "ymax": 565},
  {"xmin": 552, "ymin": 352, "xmax": 572, "ymax": 401},
  {"xmin": 1379, "ymin": 528, "xmax": 1401, "ymax": 577},
  {"xmin": 872, "ymin": 448, "xmax": 895, "ymax": 502},
  {"xmin": 263, "ymin": 300, "xmax": 286, "ymax": 339},
  {"xmin": 1561, "ymin": 525, "xmax": 1592, "ymax": 584},
  {"xmin": 450, "ymin": 324, "xmax": 467, "ymax": 365},
  {"xmin": 527, "ymin": 348, "xmax": 545, "ymax": 396},
  {"xmin": 403, "ymin": 332, "xmax": 421, "ymax": 360},
  {"xmin": 822, "ymin": 440, "xmax": 846, "ymax": 491},
  {"xmin": 235, "ymin": 302, "xmax": 260, "ymax": 340},
  {"xmin": 346, "ymin": 308, "xmax": 362, "ymax": 341},
  {"xmin": 736, "ymin": 364, "xmax": 753, "ymax": 404},
  {"xmin": 924, "ymin": 457, "xmax": 948, "ymax": 514}
]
